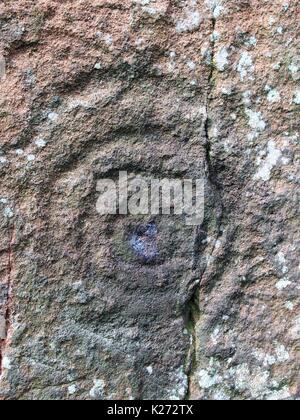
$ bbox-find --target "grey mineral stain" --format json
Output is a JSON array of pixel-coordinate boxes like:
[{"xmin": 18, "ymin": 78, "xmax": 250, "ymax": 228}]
[{"xmin": 129, "ymin": 222, "xmax": 158, "ymax": 263}]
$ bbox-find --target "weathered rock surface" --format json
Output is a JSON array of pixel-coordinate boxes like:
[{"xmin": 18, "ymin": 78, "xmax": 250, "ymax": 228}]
[{"xmin": 0, "ymin": 0, "xmax": 299, "ymax": 400}]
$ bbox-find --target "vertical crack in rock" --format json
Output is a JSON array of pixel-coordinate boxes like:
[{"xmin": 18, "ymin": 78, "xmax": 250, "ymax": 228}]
[
  {"xmin": 0, "ymin": 225, "xmax": 14, "ymax": 376},
  {"xmin": 185, "ymin": 12, "xmax": 224, "ymax": 399},
  {"xmin": 203, "ymin": 13, "xmax": 224, "ymax": 243}
]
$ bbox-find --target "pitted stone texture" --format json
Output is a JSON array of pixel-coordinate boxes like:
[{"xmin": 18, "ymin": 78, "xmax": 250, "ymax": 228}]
[{"xmin": 0, "ymin": 0, "xmax": 299, "ymax": 400}]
